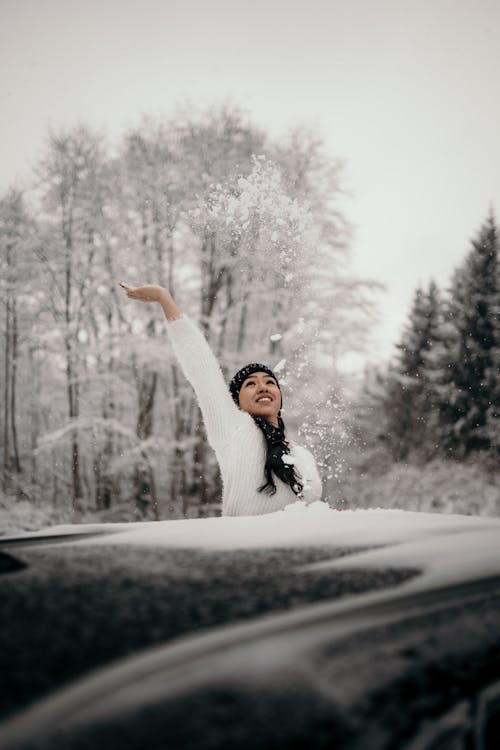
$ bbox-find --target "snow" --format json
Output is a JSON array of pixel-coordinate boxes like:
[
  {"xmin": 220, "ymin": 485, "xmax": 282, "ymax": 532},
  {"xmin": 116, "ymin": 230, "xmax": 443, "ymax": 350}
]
[
  {"xmin": 6, "ymin": 507, "xmax": 500, "ymax": 594},
  {"xmin": 273, "ymin": 358, "xmax": 286, "ymax": 372},
  {"xmin": 305, "ymin": 524, "xmax": 500, "ymax": 591}
]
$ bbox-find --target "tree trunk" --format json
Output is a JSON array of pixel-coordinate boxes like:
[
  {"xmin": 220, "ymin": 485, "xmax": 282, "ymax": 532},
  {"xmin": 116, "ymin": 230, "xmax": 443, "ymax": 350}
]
[
  {"xmin": 190, "ymin": 414, "xmax": 208, "ymax": 511},
  {"xmin": 237, "ymin": 299, "xmax": 248, "ymax": 353},
  {"xmin": 134, "ymin": 367, "xmax": 159, "ymax": 518},
  {"xmin": 29, "ymin": 347, "xmax": 39, "ymax": 486},
  {"xmin": 190, "ymin": 233, "xmax": 226, "ymax": 514},
  {"xmin": 3, "ymin": 293, "xmax": 11, "ymax": 492},
  {"xmin": 169, "ymin": 363, "xmax": 189, "ymax": 516},
  {"xmin": 1, "ymin": 238, "xmax": 21, "ymax": 488},
  {"xmin": 134, "ymin": 459, "xmax": 159, "ymax": 519},
  {"xmin": 217, "ymin": 273, "xmax": 234, "ymax": 356},
  {"xmin": 10, "ymin": 298, "xmax": 22, "ymax": 474},
  {"xmin": 94, "ymin": 306, "xmax": 117, "ymax": 512},
  {"xmin": 63, "ymin": 206, "xmax": 83, "ymax": 511},
  {"xmin": 65, "ymin": 337, "xmax": 82, "ymax": 511}
]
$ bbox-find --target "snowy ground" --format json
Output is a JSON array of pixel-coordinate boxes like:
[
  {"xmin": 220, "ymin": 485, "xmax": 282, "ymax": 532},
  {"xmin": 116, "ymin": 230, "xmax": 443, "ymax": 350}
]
[{"xmin": 2, "ymin": 505, "xmax": 500, "ymax": 749}]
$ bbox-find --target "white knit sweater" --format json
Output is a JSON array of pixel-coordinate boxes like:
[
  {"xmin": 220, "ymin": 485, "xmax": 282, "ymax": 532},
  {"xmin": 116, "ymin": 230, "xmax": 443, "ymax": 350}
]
[{"xmin": 166, "ymin": 315, "xmax": 323, "ymax": 516}]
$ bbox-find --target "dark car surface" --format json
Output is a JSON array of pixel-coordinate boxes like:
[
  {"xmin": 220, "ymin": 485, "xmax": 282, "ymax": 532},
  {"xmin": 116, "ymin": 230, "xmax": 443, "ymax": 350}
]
[{"xmin": 1, "ymin": 512, "xmax": 500, "ymax": 749}]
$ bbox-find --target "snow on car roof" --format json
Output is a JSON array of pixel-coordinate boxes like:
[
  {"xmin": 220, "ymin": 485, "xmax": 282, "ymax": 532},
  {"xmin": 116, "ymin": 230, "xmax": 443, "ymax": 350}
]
[{"xmin": 3, "ymin": 503, "xmax": 500, "ymax": 592}]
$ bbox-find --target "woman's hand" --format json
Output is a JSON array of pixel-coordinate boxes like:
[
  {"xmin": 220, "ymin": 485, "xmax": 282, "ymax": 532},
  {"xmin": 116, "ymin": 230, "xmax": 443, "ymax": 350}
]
[
  {"xmin": 119, "ymin": 282, "xmax": 168, "ymax": 303},
  {"xmin": 119, "ymin": 282, "xmax": 182, "ymax": 321}
]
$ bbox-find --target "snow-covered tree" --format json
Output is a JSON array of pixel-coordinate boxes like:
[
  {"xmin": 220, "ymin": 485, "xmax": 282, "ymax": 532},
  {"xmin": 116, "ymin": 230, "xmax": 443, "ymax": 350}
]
[
  {"xmin": 382, "ymin": 281, "xmax": 443, "ymax": 460},
  {"xmin": 0, "ymin": 106, "xmax": 381, "ymax": 522},
  {"xmin": 439, "ymin": 214, "xmax": 500, "ymax": 456}
]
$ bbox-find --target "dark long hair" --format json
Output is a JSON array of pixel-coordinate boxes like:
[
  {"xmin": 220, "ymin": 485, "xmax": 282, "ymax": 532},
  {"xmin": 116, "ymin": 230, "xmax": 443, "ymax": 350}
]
[
  {"xmin": 252, "ymin": 415, "xmax": 303, "ymax": 496},
  {"xmin": 229, "ymin": 363, "xmax": 303, "ymax": 496}
]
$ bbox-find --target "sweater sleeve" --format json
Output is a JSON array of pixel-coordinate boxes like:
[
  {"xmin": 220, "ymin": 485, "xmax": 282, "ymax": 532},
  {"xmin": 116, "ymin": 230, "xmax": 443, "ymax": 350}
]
[{"xmin": 166, "ymin": 315, "xmax": 245, "ymax": 447}]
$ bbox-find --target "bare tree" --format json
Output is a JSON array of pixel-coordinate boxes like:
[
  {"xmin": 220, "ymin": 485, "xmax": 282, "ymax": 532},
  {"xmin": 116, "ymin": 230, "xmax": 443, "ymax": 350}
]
[
  {"xmin": 0, "ymin": 190, "xmax": 32, "ymax": 492},
  {"xmin": 35, "ymin": 126, "xmax": 109, "ymax": 511}
]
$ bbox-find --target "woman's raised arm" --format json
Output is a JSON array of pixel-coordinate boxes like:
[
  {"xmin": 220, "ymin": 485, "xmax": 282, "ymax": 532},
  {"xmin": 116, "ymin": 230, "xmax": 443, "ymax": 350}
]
[{"xmin": 118, "ymin": 282, "xmax": 244, "ymax": 447}]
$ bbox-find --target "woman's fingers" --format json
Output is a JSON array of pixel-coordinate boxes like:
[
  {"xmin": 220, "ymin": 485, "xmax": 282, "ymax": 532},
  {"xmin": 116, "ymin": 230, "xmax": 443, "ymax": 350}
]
[{"xmin": 119, "ymin": 282, "xmax": 139, "ymax": 298}]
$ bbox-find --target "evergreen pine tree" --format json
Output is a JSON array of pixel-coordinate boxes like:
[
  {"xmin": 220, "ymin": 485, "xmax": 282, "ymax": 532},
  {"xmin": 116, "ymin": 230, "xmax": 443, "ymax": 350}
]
[
  {"xmin": 384, "ymin": 281, "xmax": 442, "ymax": 460},
  {"xmin": 421, "ymin": 291, "xmax": 460, "ymax": 458},
  {"xmin": 439, "ymin": 213, "xmax": 500, "ymax": 456}
]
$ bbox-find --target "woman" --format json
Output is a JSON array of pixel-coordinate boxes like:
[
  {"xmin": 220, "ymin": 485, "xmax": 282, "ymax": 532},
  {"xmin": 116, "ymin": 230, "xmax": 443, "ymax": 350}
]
[{"xmin": 119, "ymin": 282, "xmax": 323, "ymax": 516}]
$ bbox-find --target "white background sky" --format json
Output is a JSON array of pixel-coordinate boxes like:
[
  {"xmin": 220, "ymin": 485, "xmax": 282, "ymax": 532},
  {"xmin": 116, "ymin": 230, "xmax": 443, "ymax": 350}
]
[{"xmin": 1, "ymin": 0, "xmax": 499, "ymax": 369}]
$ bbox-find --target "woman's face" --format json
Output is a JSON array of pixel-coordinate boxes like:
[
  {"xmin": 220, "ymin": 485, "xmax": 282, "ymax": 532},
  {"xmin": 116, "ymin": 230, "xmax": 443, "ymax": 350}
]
[{"xmin": 238, "ymin": 371, "xmax": 281, "ymax": 424}]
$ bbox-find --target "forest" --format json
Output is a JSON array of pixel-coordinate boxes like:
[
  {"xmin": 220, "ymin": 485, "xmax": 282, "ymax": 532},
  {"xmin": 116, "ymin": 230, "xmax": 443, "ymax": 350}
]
[{"xmin": 1, "ymin": 106, "xmax": 499, "ymax": 531}]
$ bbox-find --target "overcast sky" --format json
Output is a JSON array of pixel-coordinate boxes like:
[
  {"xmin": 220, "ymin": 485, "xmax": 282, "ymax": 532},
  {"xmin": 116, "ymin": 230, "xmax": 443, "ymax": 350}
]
[{"xmin": 1, "ymin": 0, "xmax": 499, "ymax": 370}]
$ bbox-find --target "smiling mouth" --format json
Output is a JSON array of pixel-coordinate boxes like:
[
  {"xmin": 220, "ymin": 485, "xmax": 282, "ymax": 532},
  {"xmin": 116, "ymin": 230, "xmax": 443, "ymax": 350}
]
[{"xmin": 256, "ymin": 397, "xmax": 272, "ymax": 403}]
